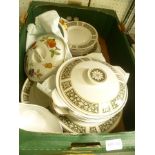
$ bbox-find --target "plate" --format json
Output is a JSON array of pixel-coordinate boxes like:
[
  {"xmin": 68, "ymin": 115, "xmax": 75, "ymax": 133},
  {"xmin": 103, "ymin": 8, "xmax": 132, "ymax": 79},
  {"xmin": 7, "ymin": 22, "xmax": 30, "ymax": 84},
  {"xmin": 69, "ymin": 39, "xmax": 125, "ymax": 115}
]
[
  {"xmin": 67, "ymin": 21, "xmax": 98, "ymax": 54},
  {"xmin": 58, "ymin": 111, "xmax": 122, "ymax": 133},
  {"xmin": 71, "ymin": 41, "xmax": 102, "ymax": 57},
  {"xmin": 21, "ymin": 76, "xmax": 56, "ymax": 108}
]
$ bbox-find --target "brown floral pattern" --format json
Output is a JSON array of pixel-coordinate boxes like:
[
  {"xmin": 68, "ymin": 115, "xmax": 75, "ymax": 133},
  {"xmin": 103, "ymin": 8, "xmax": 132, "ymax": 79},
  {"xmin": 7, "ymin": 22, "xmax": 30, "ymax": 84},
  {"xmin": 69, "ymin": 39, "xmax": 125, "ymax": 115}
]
[
  {"xmin": 110, "ymin": 82, "xmax": 126, "ymax": 110},
  {"xmin": 90, "ymin": 68, "xmax": 106, "ymax": 82},
  {"xmin": 89, "ymin": 127, "xmax": 98, "ymax": 133},
  {"xmin": 28, "ymin": 68, "xmax": 43, "ymax": 79},
  {"xmin": 99, "ymin": 113, "xmax": 121, "ymax": 132},
  {"xmin": 43, "ymin": 63, "xmax": 53, "ymax": 68},
  {"xmin": 59, "ymin": 116, "xmax": 86, "ymax": 133},
  {"xmin": 61, "ymin": 59, "xmax": 82, "ymax": 80},
  {"xmin": 61, "ymin": 81, "xmax": 72, "ymax": 91},
  {"xmin": 65, "ymin": 89, "xmax": 99, "ymax": 113},
  {"xmin": 23, "ymin": 80, "xmax": 33, "ymax": 94},
  {"xmin": 58, "ymin": 112, "xmax": 122, "ymax": 133}
]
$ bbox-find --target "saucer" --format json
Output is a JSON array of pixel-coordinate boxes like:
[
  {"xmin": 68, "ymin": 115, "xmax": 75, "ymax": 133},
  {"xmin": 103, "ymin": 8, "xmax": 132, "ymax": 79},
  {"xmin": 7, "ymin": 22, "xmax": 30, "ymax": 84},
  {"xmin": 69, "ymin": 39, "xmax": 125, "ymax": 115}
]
[
  {"xmin": 58, "ymin": 111, "xmax": 122, "ymax": 133},
  {"xmin": 71, "ymin": 41, "xmax": 102, "ymax": 57},
  {"xmin": 67, "ymin": 21, "xmax": 98, "ymax": 55}
]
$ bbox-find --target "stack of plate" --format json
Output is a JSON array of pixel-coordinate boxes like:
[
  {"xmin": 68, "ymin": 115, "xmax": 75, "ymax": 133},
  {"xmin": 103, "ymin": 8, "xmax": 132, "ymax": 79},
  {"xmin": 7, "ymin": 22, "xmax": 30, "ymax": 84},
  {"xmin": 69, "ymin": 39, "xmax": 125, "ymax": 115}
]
[{"xmin": 66, "ymin": 21, "xmax": 98, "ymax": 56}]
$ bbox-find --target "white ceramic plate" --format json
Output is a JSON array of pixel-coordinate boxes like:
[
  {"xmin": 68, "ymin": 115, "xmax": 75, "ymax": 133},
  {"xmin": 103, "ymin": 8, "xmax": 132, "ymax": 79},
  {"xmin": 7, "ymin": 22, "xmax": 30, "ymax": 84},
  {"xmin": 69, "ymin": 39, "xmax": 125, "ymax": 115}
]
[
  {"xmin": 58, "ymin": 111, "xmax": 122, "ymax": 133},
  {"xmin": 21, "ymin": 76, "xmax": 56, "ymax": 108},
  {"xmin": 67, "ymin": 21, "xmax": 98, "ymax": 54},
  {"xmin": 71, "ymin": 41, "xmax": 102, "ymax": 57}
]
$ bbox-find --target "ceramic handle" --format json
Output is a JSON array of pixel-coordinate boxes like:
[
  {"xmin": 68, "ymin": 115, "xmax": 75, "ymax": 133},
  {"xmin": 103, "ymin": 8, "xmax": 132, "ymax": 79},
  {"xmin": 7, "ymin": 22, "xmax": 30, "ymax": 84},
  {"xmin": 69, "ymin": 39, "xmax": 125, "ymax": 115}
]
[
  {"xmin": 87, "ymin": 68, "xmax": 107, "ymax": 84},
  {"xmin": 52, "ymin": 102, "xmax": 69, "ymax": 115},
  {"xmin": 113, "ymin": 66, "xmax": 130, "ymax": 84}
]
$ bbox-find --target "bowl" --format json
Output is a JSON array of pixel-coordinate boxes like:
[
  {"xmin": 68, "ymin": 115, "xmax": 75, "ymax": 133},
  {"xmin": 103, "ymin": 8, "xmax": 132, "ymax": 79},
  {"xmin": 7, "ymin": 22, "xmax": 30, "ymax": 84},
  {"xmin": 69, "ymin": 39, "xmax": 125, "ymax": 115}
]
[{"xmin": 19, "ymin": 103, "xmax": 63, "ymax": 133}]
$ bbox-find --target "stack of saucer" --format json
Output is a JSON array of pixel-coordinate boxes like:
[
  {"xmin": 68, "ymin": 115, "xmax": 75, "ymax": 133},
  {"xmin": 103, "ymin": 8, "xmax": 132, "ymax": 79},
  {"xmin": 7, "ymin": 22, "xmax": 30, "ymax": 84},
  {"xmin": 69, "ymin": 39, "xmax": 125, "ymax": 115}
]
[{"xmin": 66, "ymin": 21, "xmax": 98, "ymax": 56}]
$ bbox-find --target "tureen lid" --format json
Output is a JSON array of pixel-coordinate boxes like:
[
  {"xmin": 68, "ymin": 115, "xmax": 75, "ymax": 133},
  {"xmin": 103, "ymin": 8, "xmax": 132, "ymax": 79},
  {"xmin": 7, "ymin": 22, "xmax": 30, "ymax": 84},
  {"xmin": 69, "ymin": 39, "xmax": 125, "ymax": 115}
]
[
  {"xmin": 56, "ymin": 57, "xmax": 128, "ymax": 117},
  {"xmin": 25, "ymin": 34, "xmax": 66, "ymax": 82}
]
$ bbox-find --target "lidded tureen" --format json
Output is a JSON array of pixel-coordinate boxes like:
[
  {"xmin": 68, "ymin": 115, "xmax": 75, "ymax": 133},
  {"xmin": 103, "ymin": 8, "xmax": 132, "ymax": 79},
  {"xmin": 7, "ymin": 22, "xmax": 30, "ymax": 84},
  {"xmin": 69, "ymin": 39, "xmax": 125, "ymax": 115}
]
[{"xmin": 52, "ymin": 55, "xmax": 129, "ymax": 119}]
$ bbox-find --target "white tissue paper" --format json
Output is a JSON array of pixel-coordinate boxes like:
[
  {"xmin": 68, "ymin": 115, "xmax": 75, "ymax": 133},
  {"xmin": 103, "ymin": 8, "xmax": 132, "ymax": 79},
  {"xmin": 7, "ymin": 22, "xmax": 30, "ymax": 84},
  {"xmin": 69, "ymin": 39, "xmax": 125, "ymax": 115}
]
[{"xmin": 26, "ymin": 10, "xmax": 72, "ymax": 60}]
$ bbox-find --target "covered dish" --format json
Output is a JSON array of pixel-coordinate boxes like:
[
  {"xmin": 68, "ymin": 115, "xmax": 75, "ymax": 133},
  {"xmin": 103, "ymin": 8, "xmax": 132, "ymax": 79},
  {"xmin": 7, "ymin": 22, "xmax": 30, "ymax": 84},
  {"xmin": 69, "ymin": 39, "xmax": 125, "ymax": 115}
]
[
  {"xmin": 25, "ymin": 34, "xmax": 66, "ymax": 82},
  {"xmin": 54, "ymin": 56, "xmax": 129, "ymax": 119}
]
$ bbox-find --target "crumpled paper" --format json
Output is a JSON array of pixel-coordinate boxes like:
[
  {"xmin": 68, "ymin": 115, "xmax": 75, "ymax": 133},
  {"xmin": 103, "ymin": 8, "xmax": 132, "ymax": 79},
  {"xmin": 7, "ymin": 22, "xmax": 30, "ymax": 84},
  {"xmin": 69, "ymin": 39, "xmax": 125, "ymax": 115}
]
[{"xmin": 26, "ymin": 10, "xmax": 72, "ymax": 60}]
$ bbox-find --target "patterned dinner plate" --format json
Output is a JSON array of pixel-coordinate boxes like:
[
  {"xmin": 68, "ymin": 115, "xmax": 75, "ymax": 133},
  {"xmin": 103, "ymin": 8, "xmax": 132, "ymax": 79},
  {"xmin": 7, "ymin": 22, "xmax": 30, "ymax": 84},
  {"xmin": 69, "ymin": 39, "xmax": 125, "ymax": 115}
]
[
  {"xmin": 67, "ymin": 21, "xmax": 98, "ymax": 51},
  {"xmin": 58, "ymin": 111, "xmax": 123, "ymax": 133},
  {"xmin": 21, "ymin": 78, "xmax": 54, "ymax": 108}
]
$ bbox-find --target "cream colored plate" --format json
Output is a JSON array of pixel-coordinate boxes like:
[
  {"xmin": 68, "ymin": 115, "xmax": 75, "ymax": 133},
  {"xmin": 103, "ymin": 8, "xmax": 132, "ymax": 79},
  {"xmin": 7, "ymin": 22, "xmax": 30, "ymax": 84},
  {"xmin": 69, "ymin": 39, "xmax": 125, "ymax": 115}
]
[
  {"xmin": 71, "ymin": 41, "xmax": 102, "ymax": 57},
  {"xmin": 67, "ymin": 21, "xmax": 98, "ymax": 50},
  {"xmin": 21, "ymin": 77, "xmax": 55, "ymax": 108},
  {"xmin": 58, "ymin": 111, "xmax": 123, "ymax": 133}
]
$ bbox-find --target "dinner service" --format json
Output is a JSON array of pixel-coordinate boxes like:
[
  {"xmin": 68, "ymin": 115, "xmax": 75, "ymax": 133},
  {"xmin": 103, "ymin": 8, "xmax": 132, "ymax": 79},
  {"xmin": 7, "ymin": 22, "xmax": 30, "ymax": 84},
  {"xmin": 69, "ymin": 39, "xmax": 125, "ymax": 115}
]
[
  {"xmin": 37, "ymin": 53, "xmax": 129, "ymax": 120},
  {"xmin": 31, "ymin": 51, "xmax": 129, "ymax": 132},
  {"xmin": 21, "ymin": 13, "xmax": 129, "ymax": 133}
]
